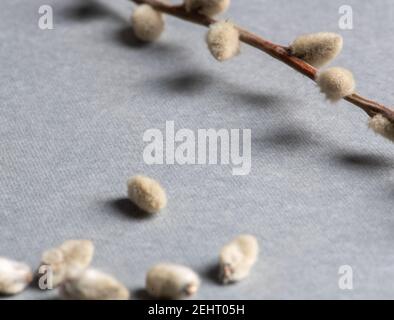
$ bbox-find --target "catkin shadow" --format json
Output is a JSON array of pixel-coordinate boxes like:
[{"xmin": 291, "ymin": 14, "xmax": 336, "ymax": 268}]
[
  {"xmin": 116, "ymin": 26, "xmax": 151, "ymax": 48},
  {"xmin": 63, "ymin": 0, "xmax": 108, "ymax": 22},
  {"xmin": 331, "ymin": 151, "xmax": 393, "ymax": 171},
  {"xmin": 227, "ymin": 87, "xmax": 295, "ymax": 111},
  {"xmin": 152, "ymin": 70, "xmax": 214, "ymax": 95},
  {"xmin": 132, "ymin": 288, "xmax": 155, "ymax": 300},
  {"xmin": 114, "ymin": 25, "xmax": 186, "ymax": 54},
  {"xmin": 108, "ymin": 198, "xmax": 156, "ymax": 220},
  {"xmin": 255, "ymin": 126, "xmax": 324, "ymax": 151},
  {"xmin": 201, "ymin": 263, "xmax": 222, "ymax": 285},
  {"xmin": 29, "ymin": 273, "xmax": 42, "ymax": 291},
  {"xmin": 237, "ymin": 91, "xmax": 285, "ymax": 108}
]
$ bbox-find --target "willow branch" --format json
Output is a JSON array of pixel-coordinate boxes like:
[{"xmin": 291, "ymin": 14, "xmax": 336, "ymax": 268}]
[{"xmin": 130, "ymin": 0, "xmax": 394, "ymax": 122}]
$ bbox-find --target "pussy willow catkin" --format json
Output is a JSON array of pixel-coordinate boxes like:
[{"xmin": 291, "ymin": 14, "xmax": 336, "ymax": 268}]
[
  {"xmin": 219, "ymin": 235, "xmax": 259, "ymax": 284},
  {"xmin": 132, "ymin": 4, "xmax": 165, "ymax": 41},
  {"xmin": 127, "ymin": 175, "xmax": 167, "ymax": 214},
  {"xmin": 290, "ymin": 32, "xmax": 343, "ymax": 68},
  {"xmin": 185, "ymin": 0, "xmax": 230, "ymax": 17},
  {"xmin": 0, "ymin": 257, "xmax": 32, "ymax": 295},
  {"xmin": 60, "ymin": 269, "xmax": 130, "ymax": 300},
  {"xmin": 317, "ymin": 67, "xmax": 355, "ymax": 102},
  {"xmin": 369, "ymin": 114, "xmax": 394, "ymax": 142},
  {"xmin": 40, "ymin": 239, "xmax": 94, "ymax": 287},
  {"xmin": 206, "ymin": 21, "xmax": 240, "ymax": 61},
  {"xmin": 146, "ymin": 263, "xmax": 200, "ymax": 299}
]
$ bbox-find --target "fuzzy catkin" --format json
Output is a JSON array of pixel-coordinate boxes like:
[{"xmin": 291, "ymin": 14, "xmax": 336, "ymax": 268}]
[
  {"xmin": 127, "ymin": 175, "xmax": 167, "ymax": 214},
  {"xmin": 0, "ymin": 257, "xmax": 32, "ymax": 295},
  {"xmin": 132, "ymin": 4, "xmax": 165, "ymax": 42},
  {"xmin": 290, "ymin": 32, "xmax": 343, "ymax": 68},
  {"xmin": 368, "ymin": 114, "xmax": 394, "ymax": 142},
  {"xmin": 60, "ymin": 269, "xmax": 130, "ymax": 300},
  {"xmin": 185, "ymin": 0, "xmax": 230, "ymax": 17},
  {"xmin": 146, "ymin": 263, "xmax": 200, "ymax": 299},
  {"xmin": 219, "ymin": 235, "xmax": 259, "ymax": 284},
  {"xmin": 206, "ymin": 21, "xmax": 240, "ymax": 61},
  {"xmin": 41, "ymin": 249, "xmax": 67, "ymax": 287},
  {"xmin": 316, "ymin": 67, "xmax": 355, "ymax": 102},
  {"xmin": 40, "ymin": 240, "xmax": 94, "ymax": 287}
]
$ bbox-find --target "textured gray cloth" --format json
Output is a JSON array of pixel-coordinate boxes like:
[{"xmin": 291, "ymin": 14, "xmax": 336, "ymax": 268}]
[{"xmin": 1, "ymin": 0, "xmax": 394, "ymax": 300}]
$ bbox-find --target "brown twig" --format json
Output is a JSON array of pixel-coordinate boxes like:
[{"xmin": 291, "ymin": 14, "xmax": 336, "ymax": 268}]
[{"xmin": 131, "ymin": 0, "xmax": 394, "ymax": 122}]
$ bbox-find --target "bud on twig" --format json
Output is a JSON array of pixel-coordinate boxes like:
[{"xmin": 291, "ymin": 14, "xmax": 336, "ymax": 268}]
[
  {"xmin": 290, "ymin": 32, "xmax": 343, "ymax": 68},
  {"xmin": 206, "ymin": 21, "xmax": 240, "ymax": 61},
  {"xmin": 317, "ymin": 67, "xmax": 355, "ymax": 102},
  {"xmin": 369, "ymin": 114, "xmax": 394, "ymax": 142},
  {"xmin": 184, "ymin": 0, "xmax": 230, "ymax": 17},
  {"xmin": 132, "ymin": 4, "xmax": 165, "ymax": 42}
]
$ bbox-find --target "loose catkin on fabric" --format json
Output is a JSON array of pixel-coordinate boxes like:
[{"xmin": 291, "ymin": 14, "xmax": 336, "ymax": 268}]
[
  {"xmin": 127, "ymin": 175, "xmax": 167, "ymax": 214},
  {"xmin": 219, "ymin": 235, "xmax": 259, "ymax": 284},
  {"xmin": 40, "ymin": 239, "xmax": 94, "ymax": 287},
  {"xmin": 60, "ymin": 269, "xmax": 130, "ymax": 300},
  {"xmin": 146, "ymin": 263, "xmax": 200, "ymax": 299},
  {"xmin": 0, "ymin": 257, "xmax": 32, "ymax": 295}
]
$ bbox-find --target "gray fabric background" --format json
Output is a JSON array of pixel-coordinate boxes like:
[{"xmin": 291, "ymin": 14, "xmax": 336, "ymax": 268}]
[{"xmin": 1, "ymin": 0, "xmax": 394, "ymax": 300}]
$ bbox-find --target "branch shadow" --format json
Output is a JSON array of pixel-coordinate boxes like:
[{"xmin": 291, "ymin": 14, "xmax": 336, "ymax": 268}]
[{"xmin": 107, "ymin": 198, "xmax": 156, "ymax": 220}]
